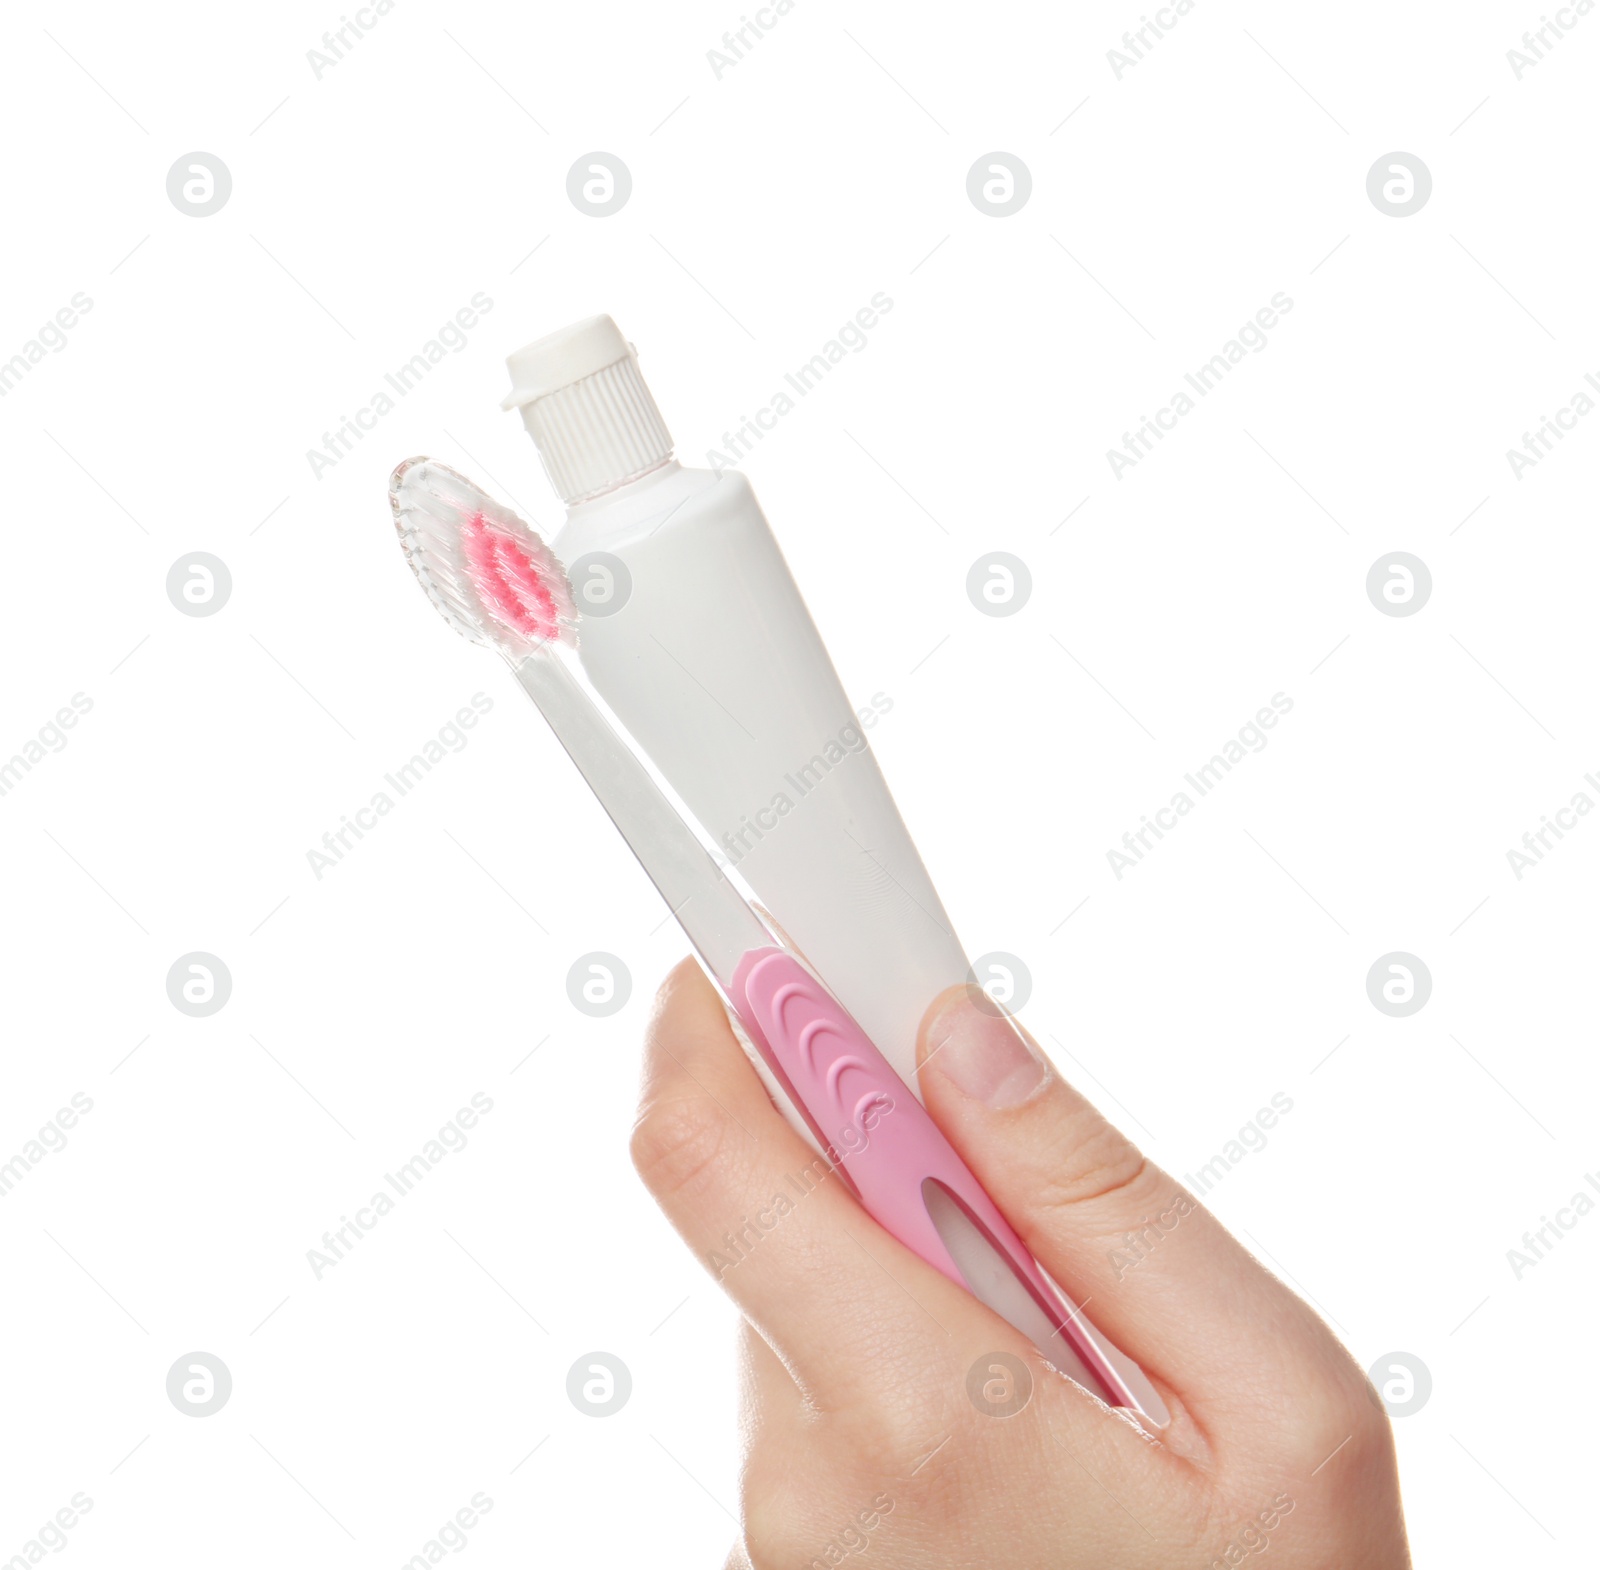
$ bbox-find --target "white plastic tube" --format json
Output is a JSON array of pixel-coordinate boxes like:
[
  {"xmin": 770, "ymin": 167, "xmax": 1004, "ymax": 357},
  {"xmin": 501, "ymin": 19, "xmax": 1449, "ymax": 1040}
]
[{"xmin": 502, "ymin": 317, "xmax": 970, "ymax": 1094}]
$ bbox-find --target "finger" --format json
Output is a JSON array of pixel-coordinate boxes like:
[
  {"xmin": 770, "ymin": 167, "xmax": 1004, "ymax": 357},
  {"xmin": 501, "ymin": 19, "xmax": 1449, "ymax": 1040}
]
[
  {"xmin": 632, "ymin": 959, "xmax": 992, "ymax": 1412},
  {"xmin": 736, "ymin": 1316, "xmax": 807, "ymax": 1426},
  {"xmin": 916, "ymin": 985, "xmax": 1345, "ymax": 1417}
]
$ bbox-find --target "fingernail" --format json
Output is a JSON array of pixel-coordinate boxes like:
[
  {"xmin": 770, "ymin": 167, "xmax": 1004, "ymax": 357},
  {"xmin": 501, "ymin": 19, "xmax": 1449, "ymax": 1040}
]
[{"xmin": 922, "ymin": 986, "xmax": 1049, "ymax": 1109}]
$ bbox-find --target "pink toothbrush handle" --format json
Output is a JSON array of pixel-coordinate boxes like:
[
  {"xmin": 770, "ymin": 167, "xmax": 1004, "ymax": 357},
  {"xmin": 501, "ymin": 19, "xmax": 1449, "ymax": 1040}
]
[{"xmin": 730, "ymin": 946, "xmax": 1146, "ymax": 1414}]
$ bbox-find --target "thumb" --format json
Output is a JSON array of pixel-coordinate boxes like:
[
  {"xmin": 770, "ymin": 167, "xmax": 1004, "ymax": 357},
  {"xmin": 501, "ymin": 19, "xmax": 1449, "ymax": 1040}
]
[{"xmin": 915, "ymin": 985, "xmax": 1337, "ymax": 1423}]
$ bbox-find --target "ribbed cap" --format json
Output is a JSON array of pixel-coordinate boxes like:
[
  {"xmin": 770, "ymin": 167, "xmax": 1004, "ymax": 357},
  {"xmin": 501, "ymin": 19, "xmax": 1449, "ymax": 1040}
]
[{"xmin": 501, "ymin": 315, "xmax": 674, "ymax": 504}]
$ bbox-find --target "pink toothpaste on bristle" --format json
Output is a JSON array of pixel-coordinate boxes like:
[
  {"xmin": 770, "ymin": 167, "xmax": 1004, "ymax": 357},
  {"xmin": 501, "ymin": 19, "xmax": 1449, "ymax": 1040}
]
[
  {"xmin": 388, "ymin": 457, "xmax": 576, "ymax": 658},
  {"xmin": 460, "ymin": 510, "xmax": 572, "ymax": 645}
]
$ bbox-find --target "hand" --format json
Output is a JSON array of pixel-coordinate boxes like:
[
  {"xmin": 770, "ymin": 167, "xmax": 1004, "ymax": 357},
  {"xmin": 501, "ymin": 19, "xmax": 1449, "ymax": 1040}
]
[{"xmin": 631, "ymin": 961, "xmax": 1411, "ymax": 1569}]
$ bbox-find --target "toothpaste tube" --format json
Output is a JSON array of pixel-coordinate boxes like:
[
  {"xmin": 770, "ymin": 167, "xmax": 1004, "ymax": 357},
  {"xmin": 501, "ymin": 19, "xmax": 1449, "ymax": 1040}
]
[{"xmin": 500, "ymin": 315, "xmax": 970, "ymax": 1096}]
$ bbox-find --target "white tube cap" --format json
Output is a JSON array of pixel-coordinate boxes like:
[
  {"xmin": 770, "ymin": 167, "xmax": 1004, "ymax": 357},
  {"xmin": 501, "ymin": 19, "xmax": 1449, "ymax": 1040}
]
[{"xmin": 501, "ymin": 315, "xmax": 674, "ymax": 504}]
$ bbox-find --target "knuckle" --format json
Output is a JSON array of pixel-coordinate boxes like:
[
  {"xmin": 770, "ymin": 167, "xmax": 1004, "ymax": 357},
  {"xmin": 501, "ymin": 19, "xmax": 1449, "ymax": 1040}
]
[
  {"xmin": 1314, "ymin": 1374, "xmax": 1391, "ymax": 1451},
  {"xmin": 1271, "ymin": 1359, "xmax": 1393, "ymax": 1475},
  {"xmin": 1032, "ymin": 1116, "xmax": 1155, "ymax": 1214},
  {"xmin": 629, "ymin": 1095, "xmax": 732, "ymax": 1199}
]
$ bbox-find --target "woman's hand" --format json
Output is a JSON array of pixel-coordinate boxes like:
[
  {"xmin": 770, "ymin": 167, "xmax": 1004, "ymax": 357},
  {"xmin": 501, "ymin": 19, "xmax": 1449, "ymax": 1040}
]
[{"xmin": 631, "ymin": 960, "xmax": 1411, "ymax": 1568}]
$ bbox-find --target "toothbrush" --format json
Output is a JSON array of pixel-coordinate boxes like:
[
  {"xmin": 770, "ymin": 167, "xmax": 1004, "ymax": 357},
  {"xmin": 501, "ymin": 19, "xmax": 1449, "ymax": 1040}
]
[{"xmin": 388, "ymin": 456, "xmax": 1168, "ymax": 1429}]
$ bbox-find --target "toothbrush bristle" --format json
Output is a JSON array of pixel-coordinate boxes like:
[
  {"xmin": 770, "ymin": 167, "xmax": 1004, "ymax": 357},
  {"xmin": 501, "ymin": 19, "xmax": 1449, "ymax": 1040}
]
[
  {"xmin": 389, "ymin": 457, "xmax": 577, "ymax": 657},
  {"xmin": 460, "ymin": 510, "xmax": 570, "ymax": 645}
]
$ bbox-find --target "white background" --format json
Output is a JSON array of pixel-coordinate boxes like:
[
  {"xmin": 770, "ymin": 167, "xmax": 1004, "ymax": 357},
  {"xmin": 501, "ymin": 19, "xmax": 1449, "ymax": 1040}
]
[{"xmin": 2, "ymin": 0, "xmax": 1596, "ymax": 1563}]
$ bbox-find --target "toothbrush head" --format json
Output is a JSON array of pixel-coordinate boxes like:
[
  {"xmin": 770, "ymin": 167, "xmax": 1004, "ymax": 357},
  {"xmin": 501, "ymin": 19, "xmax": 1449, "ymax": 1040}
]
[{"xmin": 389, "ymin": 456, "xmax": 577, "ymax": 657}]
